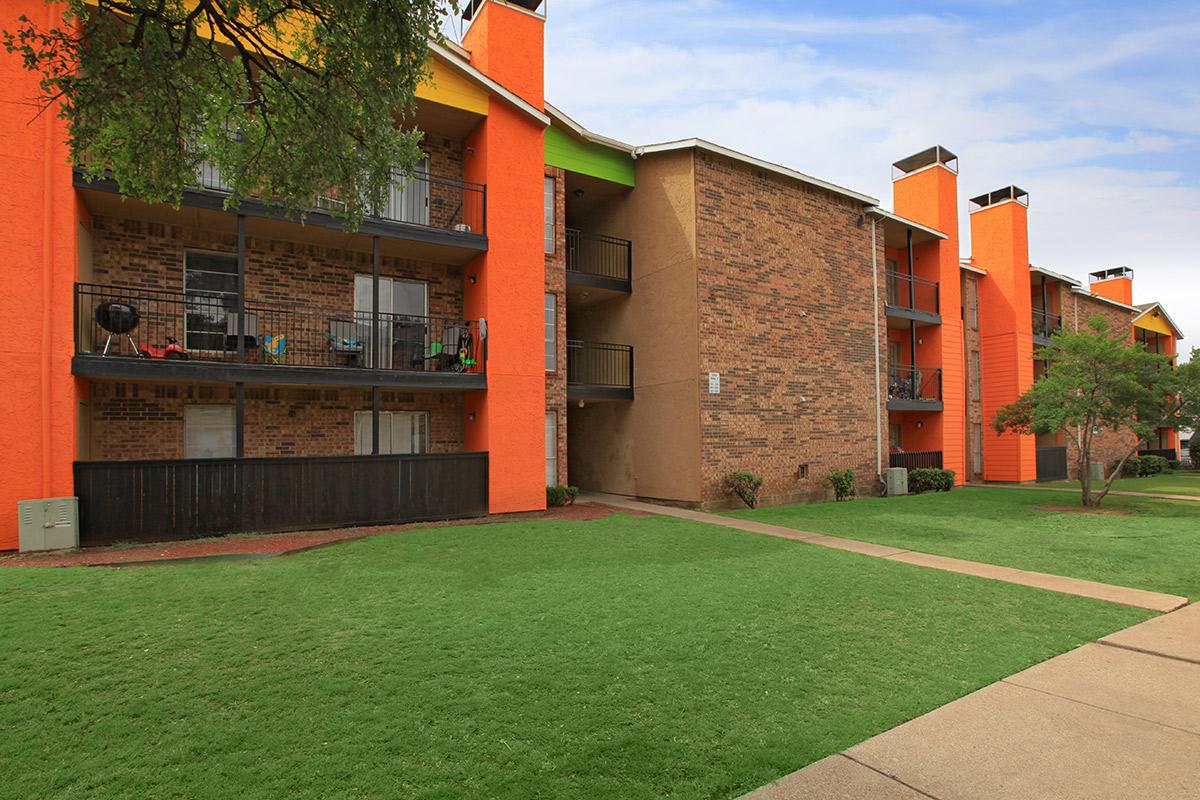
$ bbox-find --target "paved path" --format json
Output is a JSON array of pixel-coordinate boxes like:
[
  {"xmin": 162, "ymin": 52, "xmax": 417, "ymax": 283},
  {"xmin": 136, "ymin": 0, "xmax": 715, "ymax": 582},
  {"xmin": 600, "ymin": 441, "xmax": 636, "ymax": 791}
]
[
  {"xmin": 741, "ymin": 602, "xmax": 1200, "ymax": 799},
  {"xmin": 583, "ymin": 493, "xmax": 1188, "ymax": 613},
  {"xmin": 968, "ymin": 482, "xmax": 1200, "ymax": 502}
]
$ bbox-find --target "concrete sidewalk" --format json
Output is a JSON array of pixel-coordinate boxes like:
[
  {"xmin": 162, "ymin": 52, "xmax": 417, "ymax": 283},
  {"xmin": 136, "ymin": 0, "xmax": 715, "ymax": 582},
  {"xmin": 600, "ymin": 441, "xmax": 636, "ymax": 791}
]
[
  {"xmin": 968, "ymin": 482, "xmax": 1200, "ymax": 503},
  {"xmin": 743, "ymin": 602, "xmax": 1200, "ymax": 799},
  {"xmin": 583, "ymin": 493, "xmax": 1188, "ymax": 613}
]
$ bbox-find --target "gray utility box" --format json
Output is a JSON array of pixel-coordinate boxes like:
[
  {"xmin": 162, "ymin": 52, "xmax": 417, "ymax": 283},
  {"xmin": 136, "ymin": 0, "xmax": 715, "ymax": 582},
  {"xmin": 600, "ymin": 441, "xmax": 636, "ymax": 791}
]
[
  {"xmin": 1089, "ymin": 461, "xmax": 1105, "ymax": 482},
  {"xmin": 886, "ymin": 467, "xmax": 909, "ymax": 497},
  {"xmin": 18, "ymin": 497, "xmax": 80, "ymax": 552}
]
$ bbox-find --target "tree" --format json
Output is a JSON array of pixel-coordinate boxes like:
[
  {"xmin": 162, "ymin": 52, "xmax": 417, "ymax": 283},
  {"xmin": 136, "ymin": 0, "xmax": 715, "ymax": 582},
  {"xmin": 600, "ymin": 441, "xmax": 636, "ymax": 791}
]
[
  {"xmin": 3, "ymin": 0, "xmax": 451, "ymax": 227},
  {"xmin": 994, "ymin": 317, "xmax": 1199, "ymax": 507}
]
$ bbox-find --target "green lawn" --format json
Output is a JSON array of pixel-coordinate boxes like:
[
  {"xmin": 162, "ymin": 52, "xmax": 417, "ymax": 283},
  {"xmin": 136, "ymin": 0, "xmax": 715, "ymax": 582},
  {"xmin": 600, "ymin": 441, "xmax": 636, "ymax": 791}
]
[
  {"xmin": 0, "ymin": 515, "xmax": 1148, "ymax": 800},
  {"xmin": 730, "ymin": 487, "xmax": 1200, "ymax": 599},
  {"xmin": 1046, "ymin": 470, "xmax": 1200, "ymax": 497}
]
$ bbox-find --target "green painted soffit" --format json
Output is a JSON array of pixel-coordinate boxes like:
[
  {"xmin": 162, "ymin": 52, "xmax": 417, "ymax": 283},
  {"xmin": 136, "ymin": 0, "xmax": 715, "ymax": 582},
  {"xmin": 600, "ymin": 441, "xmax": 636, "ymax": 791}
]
[{"xmin": 544, "ymin": 124, "xmax": 636, "ymax": 187}]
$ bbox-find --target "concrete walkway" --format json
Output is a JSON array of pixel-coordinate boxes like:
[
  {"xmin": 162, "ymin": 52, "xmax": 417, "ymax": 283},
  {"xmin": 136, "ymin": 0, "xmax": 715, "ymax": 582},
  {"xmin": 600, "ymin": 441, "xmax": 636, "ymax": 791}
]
[
  {"xmin": 968, "ymin": 482, "xmax": 1200, "ymax": 503},
  {"xmin": 742, "ymin": 602, "xmax": 1200, "ymax": 799},
  {"xmin": 583, "ymin": 493, "xmax": 1188, "ymax": 613}
]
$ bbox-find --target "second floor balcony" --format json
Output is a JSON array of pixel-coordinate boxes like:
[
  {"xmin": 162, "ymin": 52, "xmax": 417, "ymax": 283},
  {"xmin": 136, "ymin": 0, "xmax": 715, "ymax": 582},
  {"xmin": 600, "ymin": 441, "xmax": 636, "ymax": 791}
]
[
  {"xmin": 885, "ymin": 271, "xmax": 940, "ymax": 326},
  {"xmin": 1032, "ymin": 308, "xmax": 1062, "ymax": 344},
  {"xmin": 887, "ymin": 365, "xmax": 943, "ymax": 411},
  {"xmin": 73, "ymin": 283, "xmax": 486, "ymax": 390},
  {"xmin": 567, "ymin": 340, "xmax": 634, "ymax": 401},
  {"xmin": 566, "ymin": 229, "xmax": 632, "ymax": 293}
]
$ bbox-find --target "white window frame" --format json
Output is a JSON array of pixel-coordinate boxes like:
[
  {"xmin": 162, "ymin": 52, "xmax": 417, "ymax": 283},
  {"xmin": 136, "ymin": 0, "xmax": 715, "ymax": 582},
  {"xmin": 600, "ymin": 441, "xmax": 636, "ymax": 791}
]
[
  {"xmin": 184, "ymin": 405, "xmax": 236, "ymax": 459},
  {"xmin": 544, "ymin": 175, "xmax": 556, "ymax": 254},
  {"xmin": 354, "ymin": 411, "xmax": 429, "ymax": 455},
  {"xmin": 183, "ymin": 249, "xmax": 240, "ymax": 352},
  {"xmin": 545, "ymin": 410, "xmax": 558, "ymax": 486},
  {"xmin": 545, "ymin": 293, "xmax": 557, "ymax": 372}
]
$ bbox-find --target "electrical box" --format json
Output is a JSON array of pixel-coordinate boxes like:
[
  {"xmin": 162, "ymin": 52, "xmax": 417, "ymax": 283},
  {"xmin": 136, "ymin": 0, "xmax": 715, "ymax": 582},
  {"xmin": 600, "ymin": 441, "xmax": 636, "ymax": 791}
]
[
  {"xmin": 18, "ymin": 497, "xmax": 79, "ymax": 553},
  {"xmin": 886, "ymin": 467, "xmax": 908, "ymax": 497},
  {"xmin": 1089, "ymin": 461, "xmax": 1105, "ymax": 482}
]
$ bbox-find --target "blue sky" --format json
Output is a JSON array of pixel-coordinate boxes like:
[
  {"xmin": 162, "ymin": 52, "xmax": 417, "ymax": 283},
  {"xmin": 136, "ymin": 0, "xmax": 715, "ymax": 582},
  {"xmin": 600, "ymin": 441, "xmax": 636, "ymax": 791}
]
[{"xmin": 507, "ymin": 0, "xmax": 1198, "ymax": 349}]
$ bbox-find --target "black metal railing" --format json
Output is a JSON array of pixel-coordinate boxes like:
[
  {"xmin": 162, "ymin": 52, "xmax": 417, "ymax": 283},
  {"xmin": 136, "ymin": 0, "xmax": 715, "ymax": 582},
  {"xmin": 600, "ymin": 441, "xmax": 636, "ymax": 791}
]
[
  {"xmin": 1138, "ymin": 448, "xmax": 1177, "ymax": 461},
  {"xmin": 889, "ymin": 451, "xmax": 943, "ymax": 470},
  {"xmin": 566, "ymin": 229, "xmax": 632, "ymax": 282},
  {"xmin": 74, "ymin": 452, "xmax": 488, "ymax": 546},
  {"xmin": 1032, "ymin": 308, "xmax": 1062, "ymax": 339},
  {"xmin": 197, "ymin": 163, "xmax": 486, "ymax": 236},
  {"xmin": 567, "ymin": 340, "xmax": 633, "ymax": 390},
  {"xmin": 886, "ymin": 271, "xmax": 939, "ymax": 315},
  {"xmin": 76, "ymin": 283, "xmax": 485, "ymax": 375},
  {"xmin": 888, "ymin": 365, "xmax": 942, "ymax": 402}
]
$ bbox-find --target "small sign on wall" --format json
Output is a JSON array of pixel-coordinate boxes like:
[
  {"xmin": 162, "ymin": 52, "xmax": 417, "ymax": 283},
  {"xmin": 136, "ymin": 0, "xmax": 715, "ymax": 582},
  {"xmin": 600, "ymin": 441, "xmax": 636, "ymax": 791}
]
[{"xmin": 708, "ymin": 372, "xmax": 721, "ymax": 394}]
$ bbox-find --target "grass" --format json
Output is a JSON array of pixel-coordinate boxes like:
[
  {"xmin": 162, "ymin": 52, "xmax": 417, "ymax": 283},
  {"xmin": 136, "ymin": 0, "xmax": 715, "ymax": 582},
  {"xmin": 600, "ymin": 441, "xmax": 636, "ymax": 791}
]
[
  {"xmin": 0, "ymin": 514, "xmax": 1149, "ymax": 800},
  {"xmin": 1045, "ymin": 469, "xmax": 1200, "ymax": 497},
  {"xmin": 730, "ymin": 487, "xmax": 1200, "ymax": 599}
]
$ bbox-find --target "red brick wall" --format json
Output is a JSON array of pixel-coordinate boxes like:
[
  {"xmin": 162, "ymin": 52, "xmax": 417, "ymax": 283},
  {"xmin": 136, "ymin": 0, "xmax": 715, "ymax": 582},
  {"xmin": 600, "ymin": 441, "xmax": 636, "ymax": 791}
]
[
  {"xmin": 87, "ymin": 381, "xmax": 464, "ymax": 460},
  {"xmin": 963, "ymin": 272, "xmax": 984, "ymax": 481},
  {"xmin": 544, "ymin": 166, "xmax": 568, "ymax": 486},
  {"xmin": 693, "ymin": 152, "xmax": 886, "ymax": 507}
]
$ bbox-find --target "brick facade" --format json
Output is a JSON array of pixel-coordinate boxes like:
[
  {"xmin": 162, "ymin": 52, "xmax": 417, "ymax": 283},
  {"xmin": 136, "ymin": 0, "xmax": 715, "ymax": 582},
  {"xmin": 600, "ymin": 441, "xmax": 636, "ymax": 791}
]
[
  {"xmin": 544, "ymin": 166, "xmax": 568, "ymax": 487},
  {"xmin": 963, "ymin": 272, "xmax": 984, "ymax": 481},
  {"xmin": 693, "ymin": 152, "xmax": 886, "ymax": 507},
  {"xmin": 87, "ymin": 381, "xmax": 464, "ymax": 460}
]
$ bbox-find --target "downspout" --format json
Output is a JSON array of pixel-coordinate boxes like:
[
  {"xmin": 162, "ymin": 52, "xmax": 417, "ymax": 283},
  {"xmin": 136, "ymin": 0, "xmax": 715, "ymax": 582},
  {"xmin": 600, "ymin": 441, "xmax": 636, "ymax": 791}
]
[{"xmin": 871, "ymin": 216, "xmax": 883, "ymax": 481}]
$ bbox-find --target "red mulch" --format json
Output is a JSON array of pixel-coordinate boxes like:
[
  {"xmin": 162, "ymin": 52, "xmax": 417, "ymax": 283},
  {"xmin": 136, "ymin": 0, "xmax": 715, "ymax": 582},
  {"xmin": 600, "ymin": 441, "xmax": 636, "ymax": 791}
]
[{"xmin": 0, "ymin": 503, "xmax": 643, "ymax": 568}]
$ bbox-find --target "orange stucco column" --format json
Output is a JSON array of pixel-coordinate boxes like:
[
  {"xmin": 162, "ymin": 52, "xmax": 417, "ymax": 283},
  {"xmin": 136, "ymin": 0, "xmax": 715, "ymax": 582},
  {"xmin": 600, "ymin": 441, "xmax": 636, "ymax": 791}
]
[
  {"xmin": 971, "ymin": 195, "xmax": 1036, "ymax": 482},
  {"xmin": 893, "ymin": 163, "xmax": 966, "ymax": 484},
  {"xmin": 0, "ymin": 1, "xmax": 83, "ymax": 549},
  {"xmin": 462, "ymin": 0, "xmax": 547, "ymax": 513}
]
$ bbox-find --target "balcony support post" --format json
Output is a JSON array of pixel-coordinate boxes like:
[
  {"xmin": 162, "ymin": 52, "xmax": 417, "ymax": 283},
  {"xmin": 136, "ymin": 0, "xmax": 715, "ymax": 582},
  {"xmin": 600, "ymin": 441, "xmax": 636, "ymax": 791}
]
[
  {"xmin": 235, "ymin": 382, "xmax": 245, "ymax": 458},
  {"xmin": 372, "ymin": 235, "xmax": 381, "ymax": 455},
  {"xmin": 906, "ymin": 228, "xmax": 915, "ymax": 309},
  {"xmin": 236, "ymin": 214, "xmax": 246, "ymax": 363},
  {"xmin": 372, "ymin": 386, "xmax": 381, "ymax": 455}
]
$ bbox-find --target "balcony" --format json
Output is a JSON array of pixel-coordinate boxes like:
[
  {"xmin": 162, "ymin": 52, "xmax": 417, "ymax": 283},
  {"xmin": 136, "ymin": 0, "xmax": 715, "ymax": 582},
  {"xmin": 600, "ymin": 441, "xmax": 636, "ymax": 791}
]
[
  {"xmin": 889, "ymin": 451, "xmax": 944, "ymax": 470},
  {"xmin": 1032, "ymin": 308, "xmax": 1062, "ymax": 345},
  {"xmin": 72, "ymin": 283, "xmax": 486, "ymax": 390},
  {"xmin": 75, "ymin": 164, "xmax": 487, "ymax": 263},
  {"xmin": 567, "ymin": 340, "xmax": 634, "ymax": 401},
  {"xmin": 887, "ymin": 365, "xmax": 943, "ymax": 411},
  {"xmin": 566, "ymin": 229, "xmax": 632, "ymax": 294},
  {"xmin": 885, "ymin": 271, "xmax": 941, "ymax": 327}
]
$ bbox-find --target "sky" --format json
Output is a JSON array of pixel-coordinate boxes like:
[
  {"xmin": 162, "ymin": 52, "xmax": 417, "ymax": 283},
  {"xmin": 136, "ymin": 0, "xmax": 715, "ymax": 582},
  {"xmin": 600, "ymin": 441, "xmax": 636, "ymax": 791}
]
[{"xmin": 474, "ymin": 0, "xmax": 1199, "ymax": 352}]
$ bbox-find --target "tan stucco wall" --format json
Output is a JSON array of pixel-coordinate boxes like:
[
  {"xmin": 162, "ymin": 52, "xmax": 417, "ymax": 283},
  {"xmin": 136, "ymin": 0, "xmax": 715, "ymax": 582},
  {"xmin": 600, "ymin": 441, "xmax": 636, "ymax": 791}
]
[{"xmin": 566, "ymin": 149, "xmax": 703, "ymax": 503}]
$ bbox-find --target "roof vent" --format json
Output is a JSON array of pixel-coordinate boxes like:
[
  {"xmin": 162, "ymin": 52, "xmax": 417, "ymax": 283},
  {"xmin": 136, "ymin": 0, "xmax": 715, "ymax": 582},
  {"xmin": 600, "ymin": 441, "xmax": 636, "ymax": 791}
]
[
  {"xmin": 892, "ymin": 145, "xmax": 958, "ymax": 179},
  {"xmin": 969, "ymin": 186, "xmax": 1029, "ymax": 212},
  {"xmin": 463, "ymin": 0, "xmax": 545, "ymax": 20},
  {"xmin": 1089, "ymin": 266, "xmax": 1134, "ymax": 283}
]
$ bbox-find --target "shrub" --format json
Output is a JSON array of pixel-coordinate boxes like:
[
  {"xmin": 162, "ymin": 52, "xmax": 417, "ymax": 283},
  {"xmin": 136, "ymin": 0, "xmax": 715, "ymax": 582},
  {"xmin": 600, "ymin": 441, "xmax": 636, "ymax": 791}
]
[
  {"xmin": 724, "ymin": 471, "xmax": 765, "ymax": 508},
  {"xmin": 1190, "ymin": 438, "xmax": 1199, "ymax": 468},
  {"xmin": 1115, "ymin": 455, "xmax": 1142, "ymax": 477},
  {"xmin": 827, "ymin": 468, "xmax": 856, "ymax": 502},
  {"xmin": 909, "ymin": 468, "xmax": 956, "ymax": 494},
  {"xmin": 546, "ymin": 485, "xmax": 580, "ymax": 507},
  {"xmin": 1139, "ymin": 455, "xmax": 1168, "ymax": 477},
  {"xmin": 1167, "ymin": 460, "xmax": 1181, "ymax": 471}
]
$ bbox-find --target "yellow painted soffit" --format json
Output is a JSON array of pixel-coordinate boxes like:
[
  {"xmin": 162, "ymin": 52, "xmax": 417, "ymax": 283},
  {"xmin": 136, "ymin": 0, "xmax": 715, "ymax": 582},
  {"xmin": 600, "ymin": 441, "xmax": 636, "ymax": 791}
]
[
  {"xmin": 1134, "ymin": 312, "xmax": 1176, "ymax": 337},
  {"xmin": 417, "ymin": 56, "xmax": 489, "ymax": 116}
]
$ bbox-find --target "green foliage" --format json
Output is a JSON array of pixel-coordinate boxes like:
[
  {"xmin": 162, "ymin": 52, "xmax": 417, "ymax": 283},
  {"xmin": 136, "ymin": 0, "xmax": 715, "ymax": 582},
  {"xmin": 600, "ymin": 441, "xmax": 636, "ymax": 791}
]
[
  {"xmin": 546, "ymin": 485, "xmax": 580, "ymax": 507},
  {"xmin": 1116, "ymin": 455, "xmax": 1143, "ymax": 477},
  {"xmin": 1138, "ymin": 455, "xmax": 1169, "ymax": 477},
  {"xmin": 908, "ymin": 468, "xmax": 955, "ymax": 494},
  {"xmin": 994, "ymin": 317, "xmax": 1200, "ymax": 506},
  {"xmin": 1190, "ymin": 437, "xmax": 1200, "ymax": 468},
  {"xmin": 827, "ymin": 468, "xmax": 856, "ymax": 502},
  {"xmin": 1166, "ymin": 460, "xmax": 1180, "ymax": 471},
  {"xmin": 723, "ymin": 471, "xmax": 765, "ymax": 508},
  {"xmin": 3, "ymin": 0, "xmax": 449, "ymax": 227}
]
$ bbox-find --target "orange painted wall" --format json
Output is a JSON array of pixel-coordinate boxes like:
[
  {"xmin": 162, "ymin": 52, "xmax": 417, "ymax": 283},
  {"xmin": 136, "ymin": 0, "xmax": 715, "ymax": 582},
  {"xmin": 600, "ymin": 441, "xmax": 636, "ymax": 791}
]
[
  {"xmin": 0, "ymin": 0, "xmax": 84, "ymax": 548},
  {"xmin": 1091, "ymin": 276, "xmax": 1133, "ymax": 306},
  {"xmin": 462, "ymin": 0, "xmax": 547, "ymax": 513},
  {"xmin": 971, "ymin": 200, "xmax": 1036, "ymax": 482},
  {"xmin": 892, "ymin": 164, "xmax": 966, "ymax": 484}
]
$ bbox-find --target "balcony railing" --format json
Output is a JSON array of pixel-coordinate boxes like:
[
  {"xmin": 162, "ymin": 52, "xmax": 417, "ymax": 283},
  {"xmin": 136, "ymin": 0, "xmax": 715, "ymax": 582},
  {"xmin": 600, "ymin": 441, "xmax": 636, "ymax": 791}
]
[
  {"xmin": 75, "ymin": 283, "xmax": 485, "ymax": 375},
  {"xmin": 196, "ymin": 163, "xmax": 486, "ymax": 236},
  {"xmin": 1138, "ymin": 448, "xmax": 1177, "ymax": 462},
  {"xmin": 889, "ymin": 451, "xmax": 943, "ymax": 470},
  {"xmin": 566, "ymin": 229, "xmax": 632, "ymax": 283},
  {"xmin": 1032, "ymin": 308, "xmax": 1062, "ymax": 339},
  {"xmin": 567, "ymin": 340, "xmax": 633, "ymax": 392},
  {"xmin": 888, "ymin": 365, "xmax": 942, "ymax": 403},
  {"xmin": 886, "ymin": 271, "xmax": 939, "ymax": 315}
]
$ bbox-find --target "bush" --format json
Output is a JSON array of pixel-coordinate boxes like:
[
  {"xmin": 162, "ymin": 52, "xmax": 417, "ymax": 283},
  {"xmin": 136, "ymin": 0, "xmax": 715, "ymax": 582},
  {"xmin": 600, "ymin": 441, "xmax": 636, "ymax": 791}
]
[
  {"xmin": 909, "ymin": 468, "xmax": 955, "ymax": 494},
  {"xmin": 1139, "ymin": 455, "xmax": 1168, "ymax": 476},
  {"xmin": 724, "ymin": 471, "xmax": 765, "ymax": 508},
  {"xmin": 827, "ymin": 468, "xmax": 856, "ymax": 502},
  {"xmin": 1116, "ymin": 455, "xmax": 1142, "ymax": 477},
  {"xmin": 546, "ymin": 485, "xmax": 580, "ymax": 507},
  {"xmin": 1167, "ymin": 460, "xmax": 1181, "ymax": 471},
  {"xmin": 1190, "ymin": 438, "xmax": 1199, "ymax": 468}
]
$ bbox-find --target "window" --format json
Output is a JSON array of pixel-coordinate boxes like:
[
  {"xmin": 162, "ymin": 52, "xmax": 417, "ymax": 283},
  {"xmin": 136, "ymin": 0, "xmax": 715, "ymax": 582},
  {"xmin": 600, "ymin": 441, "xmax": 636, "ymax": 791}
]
[
  {"xmin": 184, "ymin": 405, "xmax": 235, "ymax": 459},
  {"xmin": 968, "ymin": 351, "xmax": 981, "ymax": 400},
  {"xmin": 353, "ymin": 411, "xmax": 429, "ymax": 455},
  {"xmin": 545, "ymin": 411, "xmax": 558, "ymax": 486},
  {"xmin": 544, "ymin": 293, "xmax": 557, "ymax": 371},
  {"xmin": 184, "ymin": 251, "xmax": 239, "ymax": 350},
  {"xmin": 544, "ymin": 176, "xmax": 556, "ymax": 254},
  {"xmin": 971, "ymin": 423, "xmax": 983, "ymax": 476},
  {"xmin": 885, "ymin": 258, "xmax": 900, "ymax": 306},
  {"xmin": 354, "ymin": 275, "xmax": 428, "ymax": 369},
  {"xmin": 966, "ymin": 277, "xmax": 980, "ymax": 331},
  {"xmin": 889, "ymin": 423, "xmax": 903, "ymax": 451}
]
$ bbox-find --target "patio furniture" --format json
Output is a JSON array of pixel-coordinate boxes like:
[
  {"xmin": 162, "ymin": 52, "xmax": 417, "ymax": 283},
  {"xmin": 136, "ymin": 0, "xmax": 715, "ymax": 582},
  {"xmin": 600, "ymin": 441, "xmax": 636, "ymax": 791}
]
[
  {"xmin": 329, "ymin": 319, "xmax": 365, "ymax": 366},
  {"xmin": 263, "ymin": 334, "xmax": 287, "ymax": 365},
  {"xmin": 225, "ymin": 312, "xmax": 259, "ymax": 351},
  {"xmin": 95, "ymin": 301, "xmax": 140, "ymax": 356}
]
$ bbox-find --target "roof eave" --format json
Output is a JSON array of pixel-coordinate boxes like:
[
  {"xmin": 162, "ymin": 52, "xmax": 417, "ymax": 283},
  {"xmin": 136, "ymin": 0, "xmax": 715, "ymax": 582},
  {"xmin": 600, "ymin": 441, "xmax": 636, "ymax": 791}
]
[{"xmin": 426, "ymin": 41, "xmax": 550, "ymax": 127}]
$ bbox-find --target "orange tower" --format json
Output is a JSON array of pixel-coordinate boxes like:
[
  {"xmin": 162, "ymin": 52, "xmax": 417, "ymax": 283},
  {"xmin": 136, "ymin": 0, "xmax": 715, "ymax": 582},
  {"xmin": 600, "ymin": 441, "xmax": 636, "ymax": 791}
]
[{"xmin": 971, "ymin": 186, "xmax": 1036, "ymax": 482}]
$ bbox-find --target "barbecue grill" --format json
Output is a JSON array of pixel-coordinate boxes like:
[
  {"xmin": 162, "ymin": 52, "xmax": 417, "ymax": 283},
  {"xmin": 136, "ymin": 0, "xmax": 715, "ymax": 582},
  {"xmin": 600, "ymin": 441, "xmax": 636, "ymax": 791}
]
[{"xmin": 95, "ymin": 301, "xmax": 140, "ymax": 356}]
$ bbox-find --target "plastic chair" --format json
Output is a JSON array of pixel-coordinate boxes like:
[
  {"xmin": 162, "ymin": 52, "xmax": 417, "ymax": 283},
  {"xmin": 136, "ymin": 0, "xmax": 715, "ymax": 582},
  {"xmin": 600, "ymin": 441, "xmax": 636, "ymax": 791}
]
[{"xmin": 263, "ymin": 335, "xmax": 287, "ymax": 365}]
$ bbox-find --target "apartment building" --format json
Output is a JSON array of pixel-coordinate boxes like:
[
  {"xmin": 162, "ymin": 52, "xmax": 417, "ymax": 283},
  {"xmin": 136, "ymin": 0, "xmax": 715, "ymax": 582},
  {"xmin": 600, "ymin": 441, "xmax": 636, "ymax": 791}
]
[{"xmin": 0, "ymin": 0, "xmax": 1186, "ymax": 549}]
